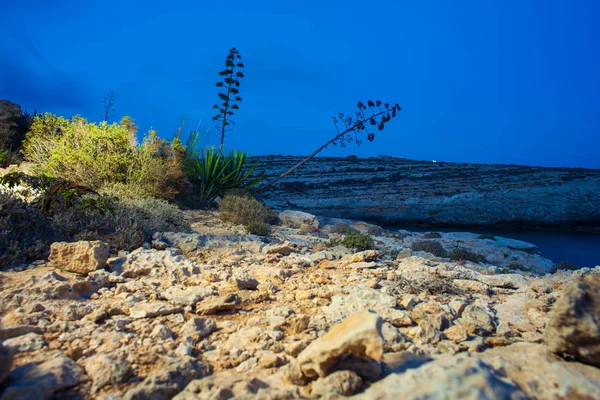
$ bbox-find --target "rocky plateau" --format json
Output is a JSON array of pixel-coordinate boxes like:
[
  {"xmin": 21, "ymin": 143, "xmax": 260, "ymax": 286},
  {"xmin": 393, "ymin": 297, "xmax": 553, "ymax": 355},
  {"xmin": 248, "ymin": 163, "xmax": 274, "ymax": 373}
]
[
  {"xmin": 1, "ymin": 209, "xmax": 599, "ymax": 399},
  {"xmin": 253, "ymin": 155, "xmax": 600, "ymax": 229}
]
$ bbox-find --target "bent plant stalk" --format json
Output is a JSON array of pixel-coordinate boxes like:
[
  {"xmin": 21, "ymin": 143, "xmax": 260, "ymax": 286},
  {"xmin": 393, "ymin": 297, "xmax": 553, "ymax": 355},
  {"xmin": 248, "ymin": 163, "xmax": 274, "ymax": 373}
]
[{"xmin": 260, "ymin": 101, "xmax": 401, "ymax": 190}]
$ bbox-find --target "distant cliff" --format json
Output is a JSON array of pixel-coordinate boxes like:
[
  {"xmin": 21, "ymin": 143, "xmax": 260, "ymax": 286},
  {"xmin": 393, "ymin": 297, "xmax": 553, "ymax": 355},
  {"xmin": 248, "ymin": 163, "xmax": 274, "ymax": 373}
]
[{"xmin": 253, "ymin": 156, "xmax": 600, "ymax": 229}]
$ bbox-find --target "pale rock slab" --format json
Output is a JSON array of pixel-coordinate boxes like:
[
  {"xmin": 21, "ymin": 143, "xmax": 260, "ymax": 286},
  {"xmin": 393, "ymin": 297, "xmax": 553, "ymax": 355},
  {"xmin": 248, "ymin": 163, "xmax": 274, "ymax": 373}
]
[
  {"xmin": 49, "ymin": 240, "xmax": 109, "ymax": 275},
  {"xmin": 544, "ymin": 273, "xmax": 600, "ymax": 367},
  {"xmin": 354, "ymin": 353, "xmax": 527, "ymax": 400},
  {"xmin": 294, "ymin": 310, "xmax": 383, "ymax": 379},
  {"xmin": 311, "ymin": 370, "xmax": 362, "ymax": 398},
  {"xmin": 2, "ymin": 351, "xmax": 87, "ymax": 399},
  {"xmin": 278, "ymin": 210, "xmax": 319, "ymax": 230}
]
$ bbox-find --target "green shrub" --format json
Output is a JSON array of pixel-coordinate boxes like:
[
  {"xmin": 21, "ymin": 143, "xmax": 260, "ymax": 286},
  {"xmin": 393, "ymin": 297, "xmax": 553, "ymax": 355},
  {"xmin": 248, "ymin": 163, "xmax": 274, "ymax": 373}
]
[
  {"xmin": 0, "ymin": 191, "xmax": 56, "ymax": 268},
  {"xmin": 51, "ymin": 193, "xmax": 189, "ymax": 251},
  {"xmin": 0, "ymin": 101, "xmax": 33, "ymax": 166},
  {"xmin": 410, "ymin": 240, "xmax": 448, "ymax": 257},
  {"xmin": 325, "ymin": 238, "xmax": 342, "ymax": 248},
  {"xmin": 549, "ymin": 260, "xmax": 580, "ymax": 274},
  {"xmin": 218, "ymin": 194, "xmax": 275, "ymax": 228},
  {"xmin": 477, "ymin": 234, "xmax": 496, "ymax": 241},
  {"xmin": 182, "ymin": 132, "xmax": 264, "ymax": 207},
  {"xmin": 246, "ymin": 221, "xmax": 270, "ymax": 236},
  {"xmin": 341, "ymin": 232, "xmax": 375, "ymax": 251},
  {"xmin": 21, "ymin": 114, "xmax": 186, "ymax": 200},
  {"xmin": 448, "ymin": 247, "xmax": 487, "ymax": 264},
  {"xmin": 422, "ymin": 232, "xmax": 442, "ymax": 239}
]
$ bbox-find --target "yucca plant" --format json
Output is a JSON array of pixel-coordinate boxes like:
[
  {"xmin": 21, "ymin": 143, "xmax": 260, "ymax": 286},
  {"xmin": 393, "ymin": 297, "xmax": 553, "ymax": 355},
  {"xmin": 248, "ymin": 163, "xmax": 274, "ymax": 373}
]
[{"xmin": 183, "ymin": 130, "xmax": 263, "ymax": 207}]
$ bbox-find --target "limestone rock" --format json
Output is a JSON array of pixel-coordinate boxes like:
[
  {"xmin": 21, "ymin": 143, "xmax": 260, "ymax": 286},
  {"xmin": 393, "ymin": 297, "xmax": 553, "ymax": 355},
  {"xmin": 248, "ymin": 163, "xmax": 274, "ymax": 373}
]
[
  {"xmin": 84, "ymin": 352, "xmax": 132, "ymax": 393},
  {"xmin": 162, "ymin": 286, "xmax": 214, "ymax": 307},
  {"xmin": 443, "ymin": 324, "xmax": 469, "ymax": 343},
  {"xmin": 480, "ymin": 342, "xmax": 600, "ymax": 399},
  {"xmin": 348, "ymin": 250, "xmax": 380, "ymax": 263},
  {"xmin": 544, "ymin": 273, "xmax": 600, "ymax": 366},
  {"xmin": 262, "ymin": 243, "xmax": 294, "ymax": 256},
  {"xmin": 354, "ymin": 354, "xmax": 527, "ymax": 400},
  {"xmin": 3, "ymin": 332, "xmax": 45, "ymax": 352},
  {"xmin": 123, "ymin": 356, "xmax": 209, "ymax": 400},
  {"xmin": 230, "ymin": 270, "xmax": 260, "ymax": 290},
  {"xmin": 129, "ymin": 301, "xmax": 182, "ymax": 319},
  {"xmin": 2, "ymin": 351, "xmax": 87, "ymax": 400},
  {"xmin": 278, "ymin": 210, "xmax": 319, "ymax": 230},
  {"xmin": 196, "ymin": 293, "xmax": 240, "ymax": 315},
  {"xmin": 311, "ymin": 370, "xmax": 362, "ymax": 398},
  {"xmin": 460, "ymin": 304, "xmax": 496, "ymax": 336},
  {"xmin": 0, "ymin": 343, "xmax": 12, "ymax": 386},
  {"xmin": 180, "ymin": 317, "xmax": 217, "ymax": 339},
  {"xmin": 49, "ymin": 240, "xmax": 109, "ymax": 275},
  {"xmin": 174, "ymin": 373, "xmax": 295, "ymax": 400},
  {"xmin": 295, "ymin": 310, "xmax": 383, "ymax": 379}
]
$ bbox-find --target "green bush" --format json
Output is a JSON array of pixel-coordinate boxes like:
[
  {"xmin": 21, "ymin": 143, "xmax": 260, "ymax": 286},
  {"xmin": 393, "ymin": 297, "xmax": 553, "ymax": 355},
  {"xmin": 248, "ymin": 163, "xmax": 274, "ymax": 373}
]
[
  {"xmin": 549, "ymin": 260, "xmax": 580, "ymax": 274},
  {"xmin": 448, "ymin": 247, "xmax": 487, "ymax": 264},
  {"xmin": 341, "ymin": 232, "xmax": 375, "ymax": 251},
  {"xmin": 410, "ymin": 240, "xmax": 448, "ymax": 257},
  {"xmin": 246, "ymin": 221, "xmax": 270, "ymax": 236},
  {"xmin": 21, "ymin": 114, "xmax": 186, "ymax": 200},
  {"xmin": 422, "ymin": 232, "xmax": 442, "ymax": 239},
  {"xmin": 1, "ymin": 174, "xmax": 191, "ymax": 268},
  {"xmin": 0, "ymin": 101, "xmax": 33, "ymax": 167},
  {"xmin": 52, "ymin": 194, "xmax": 190, "ymax": 251},
  {"xmin": 0, "ymin": 191, "xmax": 56, "ymax": 268},
  {"xmin": 182, "ymin": 129, "xmax": 264, "ymax": 207},
  {"xmin": 328, "ymin": 223, "xmax": 357, "ymax": 235},
  {"xmin": 218, "ymin": 193, "xmax": 275, "ymax": 229}
]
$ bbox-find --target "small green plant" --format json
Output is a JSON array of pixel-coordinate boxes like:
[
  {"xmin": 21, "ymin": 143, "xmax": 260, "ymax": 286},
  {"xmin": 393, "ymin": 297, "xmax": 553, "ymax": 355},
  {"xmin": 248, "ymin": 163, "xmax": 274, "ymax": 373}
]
[
  {"xmin": 0, "ymin": 149, "xmax": 8, "ymax": 166},
  {"xmin": 246, "ymin": 221, "xmax": 270, "ymax": 236},
  {"xmin": 422, "ymin": 232, "xmax": 442, "ymax": 239},
  {"xmin": 218, "ymin": 193, "xmax": 275, "ymax": 228},
  {"xmin": 549, "ymin": 260, "xmax": 581, "ymax": 274},
  {"xmin": 410, "ymin": 240, "xmax": 448, "ymax": 257},
  {"xmin": 328, "ymin": 223, "xmax": 357, "ymax": 235},
  {"xmin": 325, "ymin": 238, "xmax": 342, "ymax": 248},
  {"xmin": 477, "ymin": 234, "xmax": 496, "ymax": 241},
  {"xmin": 448, "ymin": 247, "xmax": 487, "ymax": 264},
  {"xmin": 213, "ymin": 47, "xmax": 244, "ymax": 153},
  {"xmin": 341, "ymin": 232, "xmax": 375, "ymax": 251},
  {"xmin": 183, "ymin": 130, "xmax": 263, "ymax": 207}
]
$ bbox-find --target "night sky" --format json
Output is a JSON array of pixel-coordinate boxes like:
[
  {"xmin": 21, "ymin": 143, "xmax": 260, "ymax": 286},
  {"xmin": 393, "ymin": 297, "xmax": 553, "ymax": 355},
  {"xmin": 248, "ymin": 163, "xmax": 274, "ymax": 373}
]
[{"xmin": 2, "ymin": 0, "xmax": 599, "ymax": 168}]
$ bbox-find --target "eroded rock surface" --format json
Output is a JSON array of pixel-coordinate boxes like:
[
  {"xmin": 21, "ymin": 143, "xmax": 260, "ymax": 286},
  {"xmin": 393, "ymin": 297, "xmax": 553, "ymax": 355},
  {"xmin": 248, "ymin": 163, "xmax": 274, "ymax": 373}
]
[{"xmin": 0, "ymin": 208, "xmax": 598, "ymax": 399}]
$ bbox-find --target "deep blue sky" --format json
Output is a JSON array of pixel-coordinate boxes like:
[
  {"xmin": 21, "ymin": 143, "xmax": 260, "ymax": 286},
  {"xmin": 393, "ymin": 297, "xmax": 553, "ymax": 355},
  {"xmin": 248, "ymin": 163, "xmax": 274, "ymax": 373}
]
[{"xmin": 1, "ymin": 1, "xmax": 599, "ymax": 168}]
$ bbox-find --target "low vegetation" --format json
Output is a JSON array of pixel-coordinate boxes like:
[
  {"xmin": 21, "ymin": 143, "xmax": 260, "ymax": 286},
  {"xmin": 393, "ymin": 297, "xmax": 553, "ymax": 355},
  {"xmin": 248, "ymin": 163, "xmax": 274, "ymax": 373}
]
[
  {"xmin": 340, "ymin": 232, "xmax": 375, "ymax": 251},
  {"xmin": 21, "ymin": 114, "xmax": 186, "ymax": 200},
  {"xmin": 550, "ymin": 260, "xmax": 581, "ymax": 273},
  {"xmin": 411, "ymin": 240, "xmax": 448, "ymax": 257},
  {"xmin": 218, "ymin": 192, "xmax": 275, "ymax": 236},
  {"xmin": 0, "ymin": 173, "xmax": 190, "ymax": 267}
]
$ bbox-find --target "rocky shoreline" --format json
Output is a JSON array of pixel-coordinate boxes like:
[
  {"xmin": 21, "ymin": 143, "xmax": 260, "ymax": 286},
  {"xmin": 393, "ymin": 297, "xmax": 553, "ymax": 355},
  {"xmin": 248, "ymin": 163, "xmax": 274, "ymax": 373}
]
[
  {"xmin": 253, "ymin": 156, "xmax": 600, "ymax": 229},
  {"xmin": 1, "ymin": 209, "xmax": 599, "ymax": 399}
]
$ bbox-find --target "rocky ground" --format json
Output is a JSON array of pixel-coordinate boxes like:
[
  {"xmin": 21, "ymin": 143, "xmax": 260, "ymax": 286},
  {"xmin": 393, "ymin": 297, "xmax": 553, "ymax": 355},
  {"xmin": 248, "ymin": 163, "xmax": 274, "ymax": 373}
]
[
  {"xmin": 253, "ymin": 155, "xmax": 600, "ymax": 229},
  {"xmin": 1, "ymin": 209, "xmax": 599, "ymax": 399}
]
